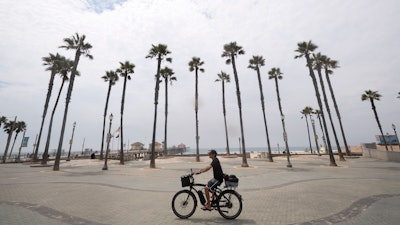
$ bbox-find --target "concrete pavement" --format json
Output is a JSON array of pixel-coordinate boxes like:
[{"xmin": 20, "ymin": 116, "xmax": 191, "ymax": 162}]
[{"xmin": 1, "ymin": 155, "xmax": 399, "ymax": 225}]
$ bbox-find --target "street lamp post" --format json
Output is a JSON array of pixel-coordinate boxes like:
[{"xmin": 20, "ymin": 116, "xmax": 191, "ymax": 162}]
[
  {"xmin": 103, "ymin": 113, "xmax": 113, "ymax": 170},
  {"xmin": 386, "ymin": 133, "xmax": 393, "ymax": 151},
  {"xmin": 67, "ymin": 121, "xmax": 76, "ymax": 161},
  {"xmin": 393, "ymin": 124, "xmax": 400, "ymax": 149}
]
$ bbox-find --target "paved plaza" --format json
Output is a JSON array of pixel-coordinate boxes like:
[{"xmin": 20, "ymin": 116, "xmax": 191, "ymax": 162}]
[{"xmin": 1, "ymin": 154, "xmax": 399, "ymax": 225}]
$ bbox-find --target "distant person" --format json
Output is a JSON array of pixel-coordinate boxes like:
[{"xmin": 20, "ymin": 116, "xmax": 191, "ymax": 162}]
[
  {"xmin": 91, "ymin": 153, "xmax": 95, "ymax": 159},
  {"xmin": 195, "ymin": 149, "xmax": 224, "ymax": 211}
]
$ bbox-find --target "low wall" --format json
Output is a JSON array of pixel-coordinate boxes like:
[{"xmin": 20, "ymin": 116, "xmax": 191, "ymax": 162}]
[{"xmin": 362, "ymin": 143, "xmax": 400, "ymax": 162}]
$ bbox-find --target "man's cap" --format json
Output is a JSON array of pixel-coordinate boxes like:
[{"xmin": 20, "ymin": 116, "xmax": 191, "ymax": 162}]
[{"xmin": 208, "ymin": 149, "xmax": 217, "ymax": 155}]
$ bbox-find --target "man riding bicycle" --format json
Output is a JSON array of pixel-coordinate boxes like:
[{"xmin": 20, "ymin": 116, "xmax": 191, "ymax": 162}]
[{"xmin": 195, "ymin": 149, "xmax": 224, "ymax": 211}]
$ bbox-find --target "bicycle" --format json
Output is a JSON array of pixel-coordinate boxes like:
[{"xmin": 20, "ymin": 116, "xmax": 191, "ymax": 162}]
[{"xmin": 171, "ymin": 170, "xmax": 243, "ymax": 220}]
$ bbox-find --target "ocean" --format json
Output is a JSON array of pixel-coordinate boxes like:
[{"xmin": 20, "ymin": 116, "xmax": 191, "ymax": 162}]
[{"xmin": 184, "ymin": 146, "xmax": 315, "ymax": 155}]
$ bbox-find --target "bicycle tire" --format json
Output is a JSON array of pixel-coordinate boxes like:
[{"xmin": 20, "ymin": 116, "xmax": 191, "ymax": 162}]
[
  {"xmin": 171, "ymin": 189, "xmax": 197, "ymax": 219},
  {"xmin": 217, "ymin": 189, "xmax": 242, "ymax": 219}
]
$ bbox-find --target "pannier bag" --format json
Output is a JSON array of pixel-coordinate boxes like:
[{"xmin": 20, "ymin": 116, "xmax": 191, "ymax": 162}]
[{"xmin": 224, "ymin": 174, "xmax": 239, "ymax": 187}]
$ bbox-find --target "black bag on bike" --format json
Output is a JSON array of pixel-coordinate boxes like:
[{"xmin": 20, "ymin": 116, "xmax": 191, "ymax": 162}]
[{"xmin": 224, "ymin": 174, "xmax": 239, "ymax": 187}]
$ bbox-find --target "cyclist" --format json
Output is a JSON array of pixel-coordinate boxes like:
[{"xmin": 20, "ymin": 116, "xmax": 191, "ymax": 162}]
[{"xmin": 195, "ymin": 149, "xmax": 224, "ymax": 210}]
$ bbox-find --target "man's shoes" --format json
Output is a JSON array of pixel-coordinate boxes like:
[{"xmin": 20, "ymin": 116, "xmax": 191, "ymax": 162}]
[{"xmin": 201, "ymin": 205, "xmax": 212, "ymax": 211}]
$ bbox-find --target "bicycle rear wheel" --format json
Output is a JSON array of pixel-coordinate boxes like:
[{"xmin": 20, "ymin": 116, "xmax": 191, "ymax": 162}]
[
  {"xmin": 171, "ymin": 190, "xmax": 197, "ymax": 219},
  {"xmin": 217, "ymin": 189, "xmax": 242, "ymax": 219}
]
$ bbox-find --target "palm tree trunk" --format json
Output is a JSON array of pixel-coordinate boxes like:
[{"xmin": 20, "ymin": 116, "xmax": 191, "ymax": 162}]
[
  {"xmin": 150, "ymin": 56, "xmax": 162, "ymax": 168},
  {"xmin": 195, "ymin": 68, "xmax": 200, "ymax": 162},
  {"xmin": 2, "ymin": 132, "xmax": 14, "ymax": 163},
  {"xmin": 325, "ymin": 72, "xmax": 351, "ymax": 156},
  {"xmin": 222, "ymin": 80, "xmax": 230, "ymax": 155},
  {"xmin": 317, "ymin": 114, "xmax": 328, "ymax": 153},
  {"xmin": 304, "ymin": 116, "xmax": 313, "ymax": 154},
  {"xmin": 53, "ymin": 50, "xmax": 81, "ymax": 171},
  {"xmin": 231, "ymin": 56, "xmax": 248, "ymax": 167},
  {"xmin": 2, "ymin": 116, "xmax": 16, "ymax": 163},
  {"xmin": 164, "ymin": 76, "xmax": 168, "ymax": 156},
  {"xmin": 256, "ymin": 67, "xmax": 273, "ymax": 162},
  {"xmin": 310, "ymin": 116, "xmax": 321, "ymax": 156},
  {"xmin": 316, "ymin": 69, "xmax": 345, "ymax": 161},
  {"xmin": 8, "ymin": 133, "xmax": 19, "ymax": 159},
  {"xmin": 42, "ymin": 80, "xmax": 65, "ymax": 165},
  {"xmin": 100, "ymin": 81, "xmax": 112, "ymax": 160},
  {"xmin": 120, "ymin": 76, "xmax": 127, "ymax": 165},
  {"xmin": 274, "ymin": 77, "xmax": 292, "ymax": 167},
  {"xmin": 34, "ymin": 71, "xmax": 56, "ymax": 161},
  {"xmin": 305, "ymin": 55, "xmax": 337, "ymax": 166},
  {"xmin": 370, "ymin": 99, "xmax": 388, "ymax": 150}
]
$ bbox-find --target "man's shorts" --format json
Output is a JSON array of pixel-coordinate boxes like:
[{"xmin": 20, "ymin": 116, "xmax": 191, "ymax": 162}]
[{"xmin": 207, "ymin": 178, "xmax": 221, "ymax": 193}]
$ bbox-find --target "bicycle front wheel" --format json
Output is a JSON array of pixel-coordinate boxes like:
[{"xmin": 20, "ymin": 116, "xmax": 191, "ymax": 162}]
[
  {"xmin": 217, "ymin": 189, "xmax": 242, "ymax": 219},
  {"xmin": 171, "ymin": 189, "xmax": 197, "ymax": 219}
]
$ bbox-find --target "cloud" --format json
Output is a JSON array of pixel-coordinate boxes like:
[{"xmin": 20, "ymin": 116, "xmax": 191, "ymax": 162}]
[{"xmin": 0, "ymin": 0, "xmax": 399, "ymax": 155}]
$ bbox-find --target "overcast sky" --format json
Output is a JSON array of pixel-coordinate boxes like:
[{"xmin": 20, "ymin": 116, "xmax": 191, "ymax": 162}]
[{"xmin": 0, "ymin": 0, "xmax": 399, "ymax": 155}]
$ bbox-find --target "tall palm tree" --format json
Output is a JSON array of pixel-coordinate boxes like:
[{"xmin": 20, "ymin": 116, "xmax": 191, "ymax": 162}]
[
  {"xmin": 248, "ymin": 55, "xmax": 273, "ymax": 162},
  {"xmin": 188, "ymin": 57, "xmax": 204, "ymax": 162},
  {"xmin": 160, "ymin": 66, "xmax": 177, "ymax": 156},
  {"xmin": 8, "ymin": 121, "xmax": 26, "ymax": 159},
  {"xmin": 2, "ymin": 117, "xmax": 16, "ymax": 163},
  {"xmin": 321, "ymin": 57, "xmax": 351, "ymax": 156},
  {"xmin": 116, "ymin": 61, "xmax": 135, "ymax": 165},
  {"xmin": 215, "ymin": 71, "xmax": 231, "ymax": 155},
  {"xmin": 313, "ymin": 53, "xmax": 345, "ymax": 161},
  {"xmin": 54, "ymin": 33, "xmax": 93, "ymax": 171},
  {"xmin": 100, "ymin": 70, "xmax": 119, "ymax": 161},
  {"xmin": 33, "ymin": 53, "xmax": 63, "ymax": 161},
  {"xmin": 268, "ymin": 67, "xmax": 292, "ymax": 167},
  {"xmin": 301, "ymin": 106, "xmax": 314, "ymax": 154},
  {"xmin": 314, "ymin": 109, "xmax": 328, "ymax": 152},
  {"xmin": 146, "ymin": 44, "xmax": 172, "ymax": 168},
  {"xmin": 295, "ymin": 41, "xmax": 337, "ymax": 166},
  {"xmin": 42, "ymin": 57, "xmax": 75, "ymax": 165},
  {"xmin": 362, "ymin": 90, "xmax": 388, "ymax": 150},
  {"xmin": 222, "ymin": 41, "xmax": 248, "ymax": 167}
]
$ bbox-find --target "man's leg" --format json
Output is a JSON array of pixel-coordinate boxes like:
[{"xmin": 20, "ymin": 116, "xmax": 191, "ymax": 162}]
[{"xmin": 204, "ymin": 186, "xmax": 210, "ymax": 207}]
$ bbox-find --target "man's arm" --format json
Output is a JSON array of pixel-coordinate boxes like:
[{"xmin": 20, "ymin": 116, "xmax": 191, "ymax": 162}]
[{"xmin": 196, "ymin": 165, "xmax": 212, "ymax": 174}]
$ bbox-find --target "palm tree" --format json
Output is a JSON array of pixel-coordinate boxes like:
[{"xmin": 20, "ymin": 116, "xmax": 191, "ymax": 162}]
[
  {"xmin": 116, "ymin": 61, "xmax": 135, "ymax": 165},
  {"xmin": 362, "ymin": 90, "xmax": 388, "ymax": 150},
  {"xmin": 160, "ymin": 66, "xmax": 177, "ymax": 156},
  {"xmin": 314, "ymin": 109, "xmax": 328, "ymax": 152},
  {"xmin": 313, "ymin": 53, "xmax": 345, "ymax": 161},
  {"xmin": 321, "ymin": 57, "xmax": 351, "ymax": 156},
  {"xmin": 188, "ymin": 57, "xmax": 204, "ymax": 162},
  {"xmin": 295, "ymin": 41, "xmax": 337, "ymax": 166},
  {"xmin": 268, "ymin": 67, "xmax": 292, "ymax": 167},
  {"xmin": 248, "ymin": 55, "xmax": 273, "ymax": 162},
  {"xmin": 215, "ymin": 71, "xmax": 231, "ymax": 155},
  {"xmin": 8, "ymin": 121, "xmax": 26, "ymax": 159},
  {"xmin": 2, "ymin": 117, "xmax": 16, "ymax": 163},
  {"xmin": 33, "ymin": 53, "xmax": 64, "ymax": 161},
  {"xmin": 54, "ymin": 33, "xmax": 93, "ymax": 171},
  {"xmin": 42, "ymin": 57, "xmax": 75, "ymax": 165},
  {"xmin": 146, "ymin": 44, "xmax": 172, "ymax": 168},
  {"xmin": 222, "ymin": 41, "xmax": 248, "ymax": 167},
  {"xmin": 100, "ymin": 71, "xmax": 119, "ymax": 161},
  {"xmin": 301, "ymin": 106, "xmax": 314, "ymax": 154}
]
